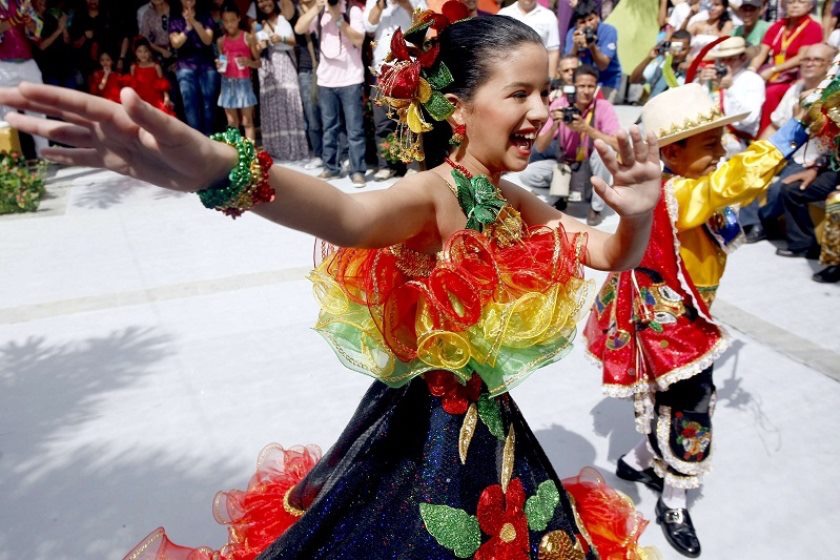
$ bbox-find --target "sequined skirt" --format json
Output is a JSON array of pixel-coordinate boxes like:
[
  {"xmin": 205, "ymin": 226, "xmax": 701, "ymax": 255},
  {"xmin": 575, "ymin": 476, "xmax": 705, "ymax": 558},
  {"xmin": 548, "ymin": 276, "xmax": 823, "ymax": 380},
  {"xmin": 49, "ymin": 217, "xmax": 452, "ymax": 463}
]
[{"xmin": 125, "ymin": 375, "xmax": 653, "ymax": 560}]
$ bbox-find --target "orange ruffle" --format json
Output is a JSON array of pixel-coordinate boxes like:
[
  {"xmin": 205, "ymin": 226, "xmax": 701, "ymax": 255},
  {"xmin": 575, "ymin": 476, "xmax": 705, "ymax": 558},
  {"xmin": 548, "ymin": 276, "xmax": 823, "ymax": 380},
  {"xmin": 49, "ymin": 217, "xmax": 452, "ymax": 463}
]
[
  {"xmin": 311, "ymin": 224, "xmax": 592, "ymax": 395},
  {"xmin": 563, "ymin": 468, "xmax": 660, "ymax": 560},
  {"xmin": 123, "ymin": 445, "xmax": 321, "ymax": 560}
]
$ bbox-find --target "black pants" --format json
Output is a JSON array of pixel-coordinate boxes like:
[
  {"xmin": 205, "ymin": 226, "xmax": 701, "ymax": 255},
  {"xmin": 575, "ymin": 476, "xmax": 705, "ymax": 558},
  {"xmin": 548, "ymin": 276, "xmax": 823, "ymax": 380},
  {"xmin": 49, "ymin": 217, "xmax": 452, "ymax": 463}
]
[
  {"xmin": 648, "ymin": 366, "xmax": 716, "ymax": 489},
  {"xmin": 781, "ymin": 169, "xmax": 840, "ymax": 252}
]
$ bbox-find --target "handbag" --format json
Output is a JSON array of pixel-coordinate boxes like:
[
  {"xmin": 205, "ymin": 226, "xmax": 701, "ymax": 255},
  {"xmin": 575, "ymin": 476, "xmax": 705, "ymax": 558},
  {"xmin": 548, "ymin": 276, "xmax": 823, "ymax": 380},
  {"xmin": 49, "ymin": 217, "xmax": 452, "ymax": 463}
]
[{"xmin": 549, "ymin": 162, "xmax": 572, "ymax": 197}]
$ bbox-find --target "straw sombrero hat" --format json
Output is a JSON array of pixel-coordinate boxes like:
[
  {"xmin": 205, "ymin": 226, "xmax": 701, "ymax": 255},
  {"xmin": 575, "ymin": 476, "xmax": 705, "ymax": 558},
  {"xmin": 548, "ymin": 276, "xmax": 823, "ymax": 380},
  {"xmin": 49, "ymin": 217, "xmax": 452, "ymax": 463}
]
[
  {"xmin": 641, "ymin": 83, "xmax": 750, "ymax": 146},
  {"xmin": 708, "ymin": 36, "xmax": 747, "ymax": 59}
]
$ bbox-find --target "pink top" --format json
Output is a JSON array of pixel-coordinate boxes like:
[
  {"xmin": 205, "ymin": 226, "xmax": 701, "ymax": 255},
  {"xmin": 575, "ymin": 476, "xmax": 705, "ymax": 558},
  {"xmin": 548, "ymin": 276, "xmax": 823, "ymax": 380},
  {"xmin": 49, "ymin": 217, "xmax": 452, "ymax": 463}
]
[
  {"xmin": 539, "ymin": 97, "xmax": 620, "ymax": 163},
  {"xmin": 220, "ymin": 32, "xmax": 252, "ymax": 79},
  {"xmin": 0, "ymin": 0, "xmax": 33, "ymax": 60},
  {"xmin": 308, "ymin": 1, "xmax": 364, "ymax": 88}
]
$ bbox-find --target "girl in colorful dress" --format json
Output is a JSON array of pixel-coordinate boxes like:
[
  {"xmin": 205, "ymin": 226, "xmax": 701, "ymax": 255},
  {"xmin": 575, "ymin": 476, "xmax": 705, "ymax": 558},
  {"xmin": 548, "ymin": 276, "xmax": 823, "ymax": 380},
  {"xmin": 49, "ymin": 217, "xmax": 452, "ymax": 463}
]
[
  {"xmin": 129, "ymin": 39, "xmax": 176, "ymax": 116},
  {"xmin": 0, "ymin": 7, "xmax": 663, "ymax": 560},
  {"xmin": 89, "ymin": 51, "xmax": 124, "ymax": 104},
  {"xmin": 254, "ymin": 0, "xmax": 309, "ymax": 162},
  {"xmin": 216, "ymin": 3, "xmax": 259, "ymax": 141}
]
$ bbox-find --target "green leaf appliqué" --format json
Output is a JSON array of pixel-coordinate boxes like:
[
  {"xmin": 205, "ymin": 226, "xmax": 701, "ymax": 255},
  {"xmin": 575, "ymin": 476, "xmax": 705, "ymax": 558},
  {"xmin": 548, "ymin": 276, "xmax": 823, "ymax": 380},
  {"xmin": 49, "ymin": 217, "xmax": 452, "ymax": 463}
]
[
  {"xmin": 525, "ymin": 480, "xmax": 561, "ymax": 531},
  {"xmin": 419, "ymin": 503, "xmax": 481, "ymax": 558},
  {"xmin": 477, "ymin": 394, "xmax": 505, "ymax": 440}
]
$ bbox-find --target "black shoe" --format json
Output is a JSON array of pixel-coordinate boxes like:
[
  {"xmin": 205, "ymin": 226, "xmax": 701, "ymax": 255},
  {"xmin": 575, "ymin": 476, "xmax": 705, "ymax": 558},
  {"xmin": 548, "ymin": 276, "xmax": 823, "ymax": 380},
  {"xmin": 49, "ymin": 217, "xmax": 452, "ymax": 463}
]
[
  {"xmin": 813, "ymin": 265, "xmax": 840, "ymax": 283},
  {"xmin": 656, "ymin": 498, "xmax": 701, "ymax": 558},
  {"xmin": 776, "ymin": 246, "xmax": 820, "ymax": 259},
  {"xmin": 616, "ymin": 456, "xmax": 664, "ymax": 493},
  {"xmin": 744, "ymin": 224, "xmax": 766, "ymax": 244},
  {"xmin": 553, "ymin": 198, "xmax": 567, "ymax": 211}
]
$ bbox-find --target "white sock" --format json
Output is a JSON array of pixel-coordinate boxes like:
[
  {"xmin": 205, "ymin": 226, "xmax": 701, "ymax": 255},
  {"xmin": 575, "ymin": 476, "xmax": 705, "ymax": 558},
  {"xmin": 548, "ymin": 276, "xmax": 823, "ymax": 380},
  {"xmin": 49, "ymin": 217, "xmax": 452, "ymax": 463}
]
[
  {"xmin": 623, "ymin": 438, "xmax": 654, "ymax": 471},
  {"xmin": 662, "ymin": 484, "xmax": 687, "ymax": 509}
]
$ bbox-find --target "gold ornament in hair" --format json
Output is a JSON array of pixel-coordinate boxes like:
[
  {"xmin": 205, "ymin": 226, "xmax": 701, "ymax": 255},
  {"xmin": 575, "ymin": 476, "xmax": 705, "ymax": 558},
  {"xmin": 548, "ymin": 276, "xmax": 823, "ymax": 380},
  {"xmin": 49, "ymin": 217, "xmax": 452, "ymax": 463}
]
[{"xmin": 373, "ymin": 1, "xmax": 471, "ymax": 163}]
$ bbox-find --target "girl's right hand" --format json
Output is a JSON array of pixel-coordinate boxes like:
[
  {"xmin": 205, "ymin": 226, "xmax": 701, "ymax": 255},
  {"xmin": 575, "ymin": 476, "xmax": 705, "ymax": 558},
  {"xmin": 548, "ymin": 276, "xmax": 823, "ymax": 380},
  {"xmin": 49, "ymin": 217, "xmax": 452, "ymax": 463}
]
[{"xmin": 0, "ymin": 83, "xmax": 236, "ymax": 193}]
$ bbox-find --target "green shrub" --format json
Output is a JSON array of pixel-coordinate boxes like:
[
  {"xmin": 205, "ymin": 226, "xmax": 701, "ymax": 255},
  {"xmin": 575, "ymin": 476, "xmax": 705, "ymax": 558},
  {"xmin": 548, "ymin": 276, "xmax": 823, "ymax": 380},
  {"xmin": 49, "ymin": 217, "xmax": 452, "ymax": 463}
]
[{"xmin": 0, "ymin": 151, "xmax": 47, "ymax": 215}]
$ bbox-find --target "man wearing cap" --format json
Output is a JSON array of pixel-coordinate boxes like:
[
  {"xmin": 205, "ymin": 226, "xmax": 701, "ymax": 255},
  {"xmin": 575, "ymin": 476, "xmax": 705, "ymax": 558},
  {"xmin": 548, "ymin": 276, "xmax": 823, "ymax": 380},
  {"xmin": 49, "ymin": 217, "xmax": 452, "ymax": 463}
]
[
  {"xmin": 585, "ymin": 82, "xmax": 809, "ymax": 558},
  {"xmin": 733, "ymin": 0, "xmax": 770, "ymax": 48},
  {"xmin": 701, "ymin": 36, "xmax": 766, "ymax": 157}
]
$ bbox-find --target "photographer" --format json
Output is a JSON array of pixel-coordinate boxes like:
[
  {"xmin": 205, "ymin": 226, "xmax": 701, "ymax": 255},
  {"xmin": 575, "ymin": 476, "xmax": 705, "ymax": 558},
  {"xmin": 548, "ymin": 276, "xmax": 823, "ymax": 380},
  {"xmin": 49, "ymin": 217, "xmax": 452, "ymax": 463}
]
[
  {"xmin": 629, "ymin": 30, "xmax": 691, "ymax": 101},
  {"xmin": 295, "ymin": 0, "xmax": 368, "ymax": 187},
  {"xmin": 519, "ymin": 64, "xmax": 620, "ymax": 225},
  {"xmin": 365, "ymin": 0, "xmax": 425, "ymax": 181},
  {"xmin": 700, "ymin": 36, "xmax": 765, "ymax": 157},
  {"xmin": 564, "ymin": 0, "xmax": 621, "ymax": 101}
]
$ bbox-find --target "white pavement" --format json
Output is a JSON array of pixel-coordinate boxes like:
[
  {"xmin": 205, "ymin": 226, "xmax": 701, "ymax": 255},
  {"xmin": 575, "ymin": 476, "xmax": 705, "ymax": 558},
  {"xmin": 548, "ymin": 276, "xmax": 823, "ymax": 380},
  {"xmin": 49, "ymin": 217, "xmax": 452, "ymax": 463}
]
[{"xmin": 1, "ymin": 148, "xmax": 838, "ymax": 560}]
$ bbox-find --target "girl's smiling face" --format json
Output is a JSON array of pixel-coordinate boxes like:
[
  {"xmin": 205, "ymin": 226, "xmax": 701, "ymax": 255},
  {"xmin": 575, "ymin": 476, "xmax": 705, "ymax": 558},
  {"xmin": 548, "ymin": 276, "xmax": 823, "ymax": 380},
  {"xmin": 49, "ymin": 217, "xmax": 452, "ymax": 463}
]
[
  {"xmin": 455, "ymin": 42, "xmax": 549, "ymax": 174},
  {"xmin": 222, "ymin": 11, "xmax": 241, "ymax": 35},
  {"xmin": 135, "ymin": 44, "xmax": 152, "ymax": 64}
]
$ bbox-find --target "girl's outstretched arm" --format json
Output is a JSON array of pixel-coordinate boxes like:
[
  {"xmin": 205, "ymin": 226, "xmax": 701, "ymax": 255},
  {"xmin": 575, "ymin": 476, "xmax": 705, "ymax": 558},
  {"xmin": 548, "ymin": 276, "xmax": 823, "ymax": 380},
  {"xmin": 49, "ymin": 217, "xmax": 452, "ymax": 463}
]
[{"xmin": 0, "ymin": 83, "xmax": 437, "ymax": 248}]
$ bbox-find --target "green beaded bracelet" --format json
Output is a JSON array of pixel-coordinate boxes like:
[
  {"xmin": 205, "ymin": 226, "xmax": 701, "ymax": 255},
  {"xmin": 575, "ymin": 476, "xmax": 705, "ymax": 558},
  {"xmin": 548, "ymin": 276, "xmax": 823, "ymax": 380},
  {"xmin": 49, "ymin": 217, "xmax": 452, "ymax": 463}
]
[{"xmin": 197, "ymin": 128, "xmax": 276, "ymax": 218}]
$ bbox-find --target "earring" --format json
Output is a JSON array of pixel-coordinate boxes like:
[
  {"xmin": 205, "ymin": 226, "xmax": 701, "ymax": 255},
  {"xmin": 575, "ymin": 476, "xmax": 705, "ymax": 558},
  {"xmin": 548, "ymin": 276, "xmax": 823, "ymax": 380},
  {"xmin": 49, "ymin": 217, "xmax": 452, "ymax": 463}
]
[{"xmin": 449, "ymin": 124, "xmax": 466, "ymax": 147}]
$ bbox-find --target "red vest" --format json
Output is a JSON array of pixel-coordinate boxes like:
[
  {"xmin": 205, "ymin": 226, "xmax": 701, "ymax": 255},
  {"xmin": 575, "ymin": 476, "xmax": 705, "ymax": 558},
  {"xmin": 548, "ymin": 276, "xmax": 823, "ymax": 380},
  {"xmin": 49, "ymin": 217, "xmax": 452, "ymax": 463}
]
[{"xmin": 584, "ymin": 179, "xmax": 728, "ymax": 396}]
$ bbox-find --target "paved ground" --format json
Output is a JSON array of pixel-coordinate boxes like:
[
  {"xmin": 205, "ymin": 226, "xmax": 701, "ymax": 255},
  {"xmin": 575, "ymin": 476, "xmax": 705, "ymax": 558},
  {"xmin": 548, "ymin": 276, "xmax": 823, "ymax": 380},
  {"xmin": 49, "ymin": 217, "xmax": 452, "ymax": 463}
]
[{"xmin": 1, "ymin": 127, "xmax": 838, "ymax": 559}]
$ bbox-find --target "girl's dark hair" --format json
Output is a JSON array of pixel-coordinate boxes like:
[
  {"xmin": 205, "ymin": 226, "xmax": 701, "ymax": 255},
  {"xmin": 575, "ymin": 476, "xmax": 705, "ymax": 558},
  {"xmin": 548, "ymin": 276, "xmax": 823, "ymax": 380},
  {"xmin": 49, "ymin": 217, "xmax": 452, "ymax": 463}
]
[
  {"xmin": 133, "ymin": 36, "xmax": 152, "ymax": 52},
  {"xmin": 713, "ymin": 0, "xmax": 731, "ymax": 31},
  {"xmin": 423, "ymin": 15, "xmax": 543, "ymax": 168},
  {"xmin": 172, "ymin": 0, "xmax": 212, "ymax": 18},
  {"xmin": 221, "ymin": 1, "xmax": 241, "ymax": 16},
  {"xmin": 255, "ymin": 0, "xmax": 281, "ymax": 22}
]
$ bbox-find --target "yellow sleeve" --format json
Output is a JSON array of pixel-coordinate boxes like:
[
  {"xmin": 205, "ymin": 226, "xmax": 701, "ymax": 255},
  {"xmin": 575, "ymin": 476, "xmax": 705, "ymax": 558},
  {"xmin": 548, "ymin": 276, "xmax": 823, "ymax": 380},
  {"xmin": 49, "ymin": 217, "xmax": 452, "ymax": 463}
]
[{"xmin": 672, "ymin": 140, "xmax": 787, "ymax": 232}]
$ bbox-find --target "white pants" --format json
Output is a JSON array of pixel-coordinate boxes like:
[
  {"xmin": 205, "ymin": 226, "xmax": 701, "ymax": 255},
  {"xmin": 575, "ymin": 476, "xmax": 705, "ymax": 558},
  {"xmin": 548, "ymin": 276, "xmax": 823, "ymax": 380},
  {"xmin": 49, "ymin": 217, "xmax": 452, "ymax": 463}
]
[
  {"xmin": 519, "ymin": 151, "xmax": 609, "ymax": 212},
  {"xmin": 0, "ymin": 59, "xmax": 48, "ymax": 156}
]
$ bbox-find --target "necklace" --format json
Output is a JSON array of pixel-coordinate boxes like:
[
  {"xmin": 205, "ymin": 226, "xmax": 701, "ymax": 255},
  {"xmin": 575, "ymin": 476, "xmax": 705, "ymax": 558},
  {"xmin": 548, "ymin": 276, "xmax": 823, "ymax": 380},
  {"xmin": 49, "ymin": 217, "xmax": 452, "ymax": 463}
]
[
  {"xmin": 442, "ymin": 157, "xmax": 507, "ymax": 233},
  {"xmin": 444, "ymin": 156, "xmax": 473, "ymax": 179}
]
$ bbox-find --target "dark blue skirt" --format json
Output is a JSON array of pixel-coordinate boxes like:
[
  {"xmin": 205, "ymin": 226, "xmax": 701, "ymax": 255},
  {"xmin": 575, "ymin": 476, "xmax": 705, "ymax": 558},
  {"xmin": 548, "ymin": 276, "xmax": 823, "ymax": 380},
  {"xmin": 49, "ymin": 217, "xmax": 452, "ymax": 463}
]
[{"xmin": 258, "ymin": 377, "xmax": 595, "ymax": 559}]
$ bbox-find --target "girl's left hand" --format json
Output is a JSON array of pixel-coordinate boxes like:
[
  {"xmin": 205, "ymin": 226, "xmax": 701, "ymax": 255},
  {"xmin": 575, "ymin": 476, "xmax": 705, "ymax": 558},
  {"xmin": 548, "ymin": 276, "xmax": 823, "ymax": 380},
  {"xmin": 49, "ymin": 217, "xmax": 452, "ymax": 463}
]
[
  {"xmin": 0, "ymin": 83, "xmax": 235, "ymax": 193},
  {"xmin": 592, "ymin": 126, "xmax": 661, "ymax": 218}
]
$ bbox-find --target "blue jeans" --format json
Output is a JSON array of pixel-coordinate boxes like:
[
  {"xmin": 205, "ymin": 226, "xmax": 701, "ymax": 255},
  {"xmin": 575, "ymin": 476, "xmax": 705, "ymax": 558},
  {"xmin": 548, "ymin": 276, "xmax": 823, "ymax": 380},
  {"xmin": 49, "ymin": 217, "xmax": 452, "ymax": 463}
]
[
  {"xmin": 175, "ymin": 65, "xmax": 220, "ymax": 135},
  {"xmin": 319, "ymin": 83, "xmax": 365, "ymax": 175},
  {"xmin": 298, "ymin": 70, "xmax": 322, "ymax": 158}
]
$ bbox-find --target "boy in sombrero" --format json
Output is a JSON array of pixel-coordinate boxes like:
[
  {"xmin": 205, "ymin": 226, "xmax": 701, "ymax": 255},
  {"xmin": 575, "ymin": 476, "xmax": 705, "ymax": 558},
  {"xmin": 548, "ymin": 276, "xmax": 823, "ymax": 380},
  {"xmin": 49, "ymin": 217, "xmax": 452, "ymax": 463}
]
[{"xmin": 584, "ymin": 82, "xmax": 809, "ymax": 557}]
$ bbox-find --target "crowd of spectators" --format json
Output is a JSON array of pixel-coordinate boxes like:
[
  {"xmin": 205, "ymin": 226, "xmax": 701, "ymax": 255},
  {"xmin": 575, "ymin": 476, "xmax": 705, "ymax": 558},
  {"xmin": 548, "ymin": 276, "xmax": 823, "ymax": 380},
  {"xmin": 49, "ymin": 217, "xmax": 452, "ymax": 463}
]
[{"xmin": 1, "ymin": 0, "xmax": 838, "ymax": 281}]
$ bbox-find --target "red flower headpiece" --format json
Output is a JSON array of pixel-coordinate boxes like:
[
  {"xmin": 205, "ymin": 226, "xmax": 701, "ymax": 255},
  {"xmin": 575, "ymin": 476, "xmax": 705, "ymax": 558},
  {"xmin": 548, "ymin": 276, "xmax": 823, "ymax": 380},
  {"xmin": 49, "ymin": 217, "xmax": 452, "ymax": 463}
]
[{"xmin": 375, "ymin": 1, "xmax": 471, "ymax": 163}]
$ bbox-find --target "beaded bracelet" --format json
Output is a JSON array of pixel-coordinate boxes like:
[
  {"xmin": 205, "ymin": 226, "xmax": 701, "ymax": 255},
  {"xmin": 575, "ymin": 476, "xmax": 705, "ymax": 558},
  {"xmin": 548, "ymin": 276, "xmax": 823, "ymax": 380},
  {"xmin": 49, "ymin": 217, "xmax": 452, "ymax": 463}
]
[{"xmin": 197, "ymin": 128, "xmax": 275, "ymax": 218}]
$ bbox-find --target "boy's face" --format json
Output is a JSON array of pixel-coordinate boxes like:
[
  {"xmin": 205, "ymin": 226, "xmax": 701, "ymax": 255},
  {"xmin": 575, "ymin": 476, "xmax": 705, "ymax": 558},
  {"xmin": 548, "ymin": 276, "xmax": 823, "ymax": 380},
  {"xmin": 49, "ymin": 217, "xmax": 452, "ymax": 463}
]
[{"xmin": 662, "ymin": 128, "xmax": 726, "ymax": 179}]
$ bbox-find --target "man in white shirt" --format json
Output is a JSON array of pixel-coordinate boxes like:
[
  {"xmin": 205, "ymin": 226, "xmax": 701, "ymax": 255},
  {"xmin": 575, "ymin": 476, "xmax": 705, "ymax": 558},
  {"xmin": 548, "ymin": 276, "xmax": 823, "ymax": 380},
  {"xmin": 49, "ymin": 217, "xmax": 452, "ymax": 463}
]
[
  {"xmin": 498, "ymin": 0, "xmax": 560, "ymax": 78},
  {"xmin": 364, "ymin": 0, "xmax": 425, "ymax": 180},
  {"xmin": 701, "ymin": 36, "xmax": 765, "ymax": 157}
]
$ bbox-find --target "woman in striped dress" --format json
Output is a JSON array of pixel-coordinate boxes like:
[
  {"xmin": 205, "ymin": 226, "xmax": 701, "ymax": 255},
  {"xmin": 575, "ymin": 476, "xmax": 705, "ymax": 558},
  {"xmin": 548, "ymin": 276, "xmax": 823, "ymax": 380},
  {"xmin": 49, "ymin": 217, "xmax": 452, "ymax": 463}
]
[{"xmin": 254, "ymin": 0, "xmax": 309, "ymax": 161}]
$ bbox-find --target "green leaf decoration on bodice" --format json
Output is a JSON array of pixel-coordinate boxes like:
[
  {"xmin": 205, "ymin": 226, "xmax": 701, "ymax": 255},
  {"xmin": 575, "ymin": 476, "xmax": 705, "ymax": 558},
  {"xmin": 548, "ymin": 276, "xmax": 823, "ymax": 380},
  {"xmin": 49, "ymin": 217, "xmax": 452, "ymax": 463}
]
[{"xmin": 452, "ymin": 169, "xmax": 507, "ymax": 232}]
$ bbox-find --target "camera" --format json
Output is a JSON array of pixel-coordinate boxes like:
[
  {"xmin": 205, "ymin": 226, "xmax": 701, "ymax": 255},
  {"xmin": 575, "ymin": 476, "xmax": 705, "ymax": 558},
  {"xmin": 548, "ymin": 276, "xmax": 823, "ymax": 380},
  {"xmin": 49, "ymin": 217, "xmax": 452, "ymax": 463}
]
[
  {"xmin": 583, "ymin": 27, "xmax": 596, "ymax": 45},
  {"xmin": 655, "ymin": 41, "xmax": 671, "ymax": 56},
  {"xmin": 714, "ymin": 61, "xmax": 728, "ymax": 79},
  {"xmin": 560, "ymin": 85, "xmax": 580, "ymax": 123}
]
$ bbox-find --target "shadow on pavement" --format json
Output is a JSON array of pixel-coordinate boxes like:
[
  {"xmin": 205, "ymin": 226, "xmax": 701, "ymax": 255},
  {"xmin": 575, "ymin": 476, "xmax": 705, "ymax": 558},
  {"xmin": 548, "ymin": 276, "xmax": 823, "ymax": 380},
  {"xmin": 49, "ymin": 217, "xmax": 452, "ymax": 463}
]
[{"xmin": 0, "ymin": 327, "xmax": 237, "ymax": 559}]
